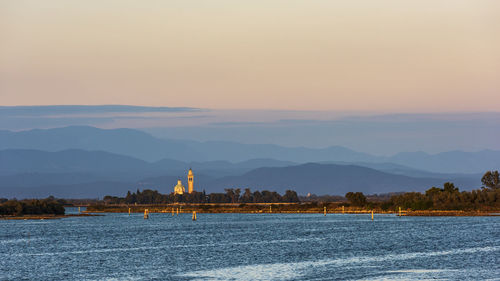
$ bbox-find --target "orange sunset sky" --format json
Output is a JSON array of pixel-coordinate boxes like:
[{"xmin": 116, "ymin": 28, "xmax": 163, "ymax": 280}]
[{"xmin": 1, "ymin": 0, "xmax": 499, "ymax": 112}]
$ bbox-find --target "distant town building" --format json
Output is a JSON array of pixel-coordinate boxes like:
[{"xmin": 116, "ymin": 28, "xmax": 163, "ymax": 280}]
[
  {"xmin": 173, "ymin": 169, "xmax": 195, "ymax": 195},
  {"xmin": 173, "ymin": 180, "xmax": 185, "ymax": 195}
]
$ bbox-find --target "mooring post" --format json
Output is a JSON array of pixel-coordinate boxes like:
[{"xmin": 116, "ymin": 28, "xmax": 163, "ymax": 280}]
[
  {"xmin": 171, "ymin": 208, "xmax": 174, "ymax": 216},
  {"xmin": 128, "ymin": 207, "xmax": 131, "ymax": 216},
  {"xmin": 399, "ymin": 207, "xmax": 401, "ymax": 217},
  {"xmin": 342, "ymin": 205, "xmax": 344, "ymax": 214},
  {"xmin": 192, "ymin": 211, "xmax": 197, "ymax": 221},
  {"xmin": 324, "ymin": 206, "xmax": 326, "ymax": 216},
  {"xmin": 371, "ymin": 210, "xmax": 374, "ymax": 220},
  {"xmin": 144, "ymin": 209, "xmax": 149, "ymax": 219}
]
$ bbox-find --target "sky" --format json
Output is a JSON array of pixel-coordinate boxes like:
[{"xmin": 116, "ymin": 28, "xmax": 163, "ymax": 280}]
[
  {"xmin": 1, "ymin": 1, "xmax": 499, "ymax": 155},
  {"xmin": 1, "ymin": 106, "xmax": 499, "ymax": 155},
  {"xmin": 1, "ymin": 0, "xmax": 500, "ymax": 112}
]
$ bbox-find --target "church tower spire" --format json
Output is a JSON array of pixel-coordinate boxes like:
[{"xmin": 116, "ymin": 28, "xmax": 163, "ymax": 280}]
[{"xmin": 188, "ymin": 168, "xmax": 194, "ymax": 194}]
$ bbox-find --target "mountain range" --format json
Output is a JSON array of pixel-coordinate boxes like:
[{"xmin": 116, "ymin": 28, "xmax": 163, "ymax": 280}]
[
  {"xmin": 1, "ymin": 126, "xmax": 499, "ymax": 173},
  {"xmin": 0, "ymin": 147, "xmax": 484, "ymax": 198}
]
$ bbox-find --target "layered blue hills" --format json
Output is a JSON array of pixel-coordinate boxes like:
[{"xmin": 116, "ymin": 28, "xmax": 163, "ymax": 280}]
[
  {"xmin": 0, "ymin": 147, "xmax": 484, "ymax": 198},
  {"xmin": 1, "ymin": 126, "xmax": 498, "ymax": 173}
]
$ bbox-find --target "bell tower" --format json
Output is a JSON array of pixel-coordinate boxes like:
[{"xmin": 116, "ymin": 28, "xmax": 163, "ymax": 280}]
[{"xmin": 187, "ymin": 168, "xmax": 194, "ymax": 194}]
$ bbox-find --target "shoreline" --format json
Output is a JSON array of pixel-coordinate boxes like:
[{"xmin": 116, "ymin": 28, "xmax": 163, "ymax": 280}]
[
  {"xmin": 84, "ymin": 204, "xmax": 500, "ymax": 217},
  {"xmin": 0, "ymin": 213, "xmax": 101, "ymax": 220}
]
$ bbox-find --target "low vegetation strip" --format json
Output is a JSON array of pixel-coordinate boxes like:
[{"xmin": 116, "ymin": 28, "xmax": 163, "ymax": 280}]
[
  {"xmin": 405, "ymin": 210, "xmax": 499, "ymax": 216},
  {"xmin": 87, "ymin": 171, "xmax": 500, "ymax": 216},
  {"xmin": 85, "ymin": 203, "xmax": 499, "ymax": 216},
  {"xmin": 0, "ymin": 214, "xmax": 99, "ymax": 220},
  {"xmin": 87, "ymin": 202, "xmax": 383, "ymax": 214},
  {"xmin": 0, "ymin": 198, "xmax": 65, "ymax": 217}
]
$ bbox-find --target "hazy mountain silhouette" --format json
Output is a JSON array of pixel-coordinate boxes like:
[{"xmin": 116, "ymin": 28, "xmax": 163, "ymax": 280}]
[
  {"xmin": 0, "ymin": 126, "xmax": 194, "ymax": 162},
  {"xmin": 0, "ymin": 149, "xmax": 153, "ymax": 174},
  {"xmin": 0, "ymin": 149, "xmax": 298, "ymax": 197},
  {"xmin": 0, "ymin": 149, "xmax": 481, "ymax": 198},
  {"xmin": 0, "ymin": 126, "xmax": 379, "ymax": 163},
  {"xmin": 1, "ymin": 126, "xmax": 498, "ymax": 174},
  {"xmin": 388, "ymin": 150, "xmax": 500, "ymax": 173},
  {"xmin": 202, "ymin": 163, "xmax": 480, "ymax": 195},
  {"xmin": 0, "ymin": 149, "xmax": 296, "ymax": 178},
  {"xmin": 319, "ymin": 161, "xmax": 482, "ymax": 179},
  {"xmin": 0, "ymin": 181, "xmax": 133, "ymax": 199}
]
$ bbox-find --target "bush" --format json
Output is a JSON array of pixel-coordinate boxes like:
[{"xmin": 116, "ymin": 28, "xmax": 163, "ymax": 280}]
[{"xmin": 0, "ymin": 198, "xmax": 65, "ymax": 216}]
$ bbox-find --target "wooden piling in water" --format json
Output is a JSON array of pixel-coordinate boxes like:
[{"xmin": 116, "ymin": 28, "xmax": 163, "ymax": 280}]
[
  {"xmin": 342, "ymin": 205, "xmax": 344, "ymax": 214},
  {"xmin": 324, "ymin": 206, "xmax": 326, "ymax": 216},
  {"xmin": 192, "ymin": 211, "xmax": 197, "ymax": 221},
  {"xmin": 144, "ymin": 209, "xmax": 149, "ymax": 219},
  {"xmin": 399, "ymin": 207, "xmax": 401, "ymax": 217},
  {"xmin": 371, "ymin": 210, "xmax": 374, "ymax": 220},
  {"xmin": 128, "ymin": 208, "xmax": 131, "ymax": 216}
]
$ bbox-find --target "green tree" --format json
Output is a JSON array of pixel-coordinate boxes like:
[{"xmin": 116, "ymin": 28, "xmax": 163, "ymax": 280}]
[
  {"xmin": 261, "ymin": 190, "xmax": 282, "ymax": 203},
  {"xmin": 443, "ymin": 182, "xmax": 459, "ymax": 193},
  {"xmin": 241, "ymin": 188, "xmax": 253, "ymax": 203},
  {"xmin": 425, "ymin": 187, "xmax": 442, "ymax": 198},
  {"xmin": 234, "ymin": 188, "xmax": 241, "ymax": 203},
  {"xmin": 253, "ymin": 191, "xmax": 263, "ymax": 203},
  {"xmin": 225, "ymin": 188, "xmax": 237, "ymax": 203},
  {"xmin": 345, "ymin": 192, "xmax": 367, "ymax": 206},
  {"xmin": 282, "ymin": 190, "xmax": 299, "ymax": 202},
  {"xmin": 481, "ymin": 170, "xmax": 500, "ymax": 189},
  {"xmin": 15, "ymin": 201, "xmax": 24, "ymax": 216}
]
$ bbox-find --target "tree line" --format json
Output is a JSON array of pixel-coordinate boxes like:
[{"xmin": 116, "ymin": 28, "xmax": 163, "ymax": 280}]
[
  {"xmin": 4, "ymin": 170, "xmax": 496, "ymax": 213},
  {"xmin": 0, "ymin": 198, "xmax": 65, "ymax": 216},
  {"xmin": 344, "ymin": 171, "xmax": 500, "ymax": 211},
  {"xmin": 103, "ymin": 188, "xmax": 300, "ymax": 204}
]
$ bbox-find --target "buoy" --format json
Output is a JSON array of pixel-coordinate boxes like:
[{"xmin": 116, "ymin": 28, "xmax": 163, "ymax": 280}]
[
  {"xmin": 192, "ymin": 211, "xmax": 197, "ymax": 221},
  {"xmin": 371, "ymin": 210, "xmax": 374, "ymax": 220},
  {"xmin": 324, "ymin": 206, "xmax": 326, "ymax": 216}
]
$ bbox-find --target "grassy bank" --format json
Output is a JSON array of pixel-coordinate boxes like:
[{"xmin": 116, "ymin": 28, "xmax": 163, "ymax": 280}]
[
  {"xmin": 404, "ymin": 210, "xmax": 499, "ymax": 216},
  {"xmin": 86, "ymin": 203, "xmax": 500, "ymax": 216}
]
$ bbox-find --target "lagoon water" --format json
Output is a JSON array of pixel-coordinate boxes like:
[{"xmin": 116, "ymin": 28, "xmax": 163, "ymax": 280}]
[{"xmin": 1, "ymin": 208, "xmax": 499, "ymax": 280}]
